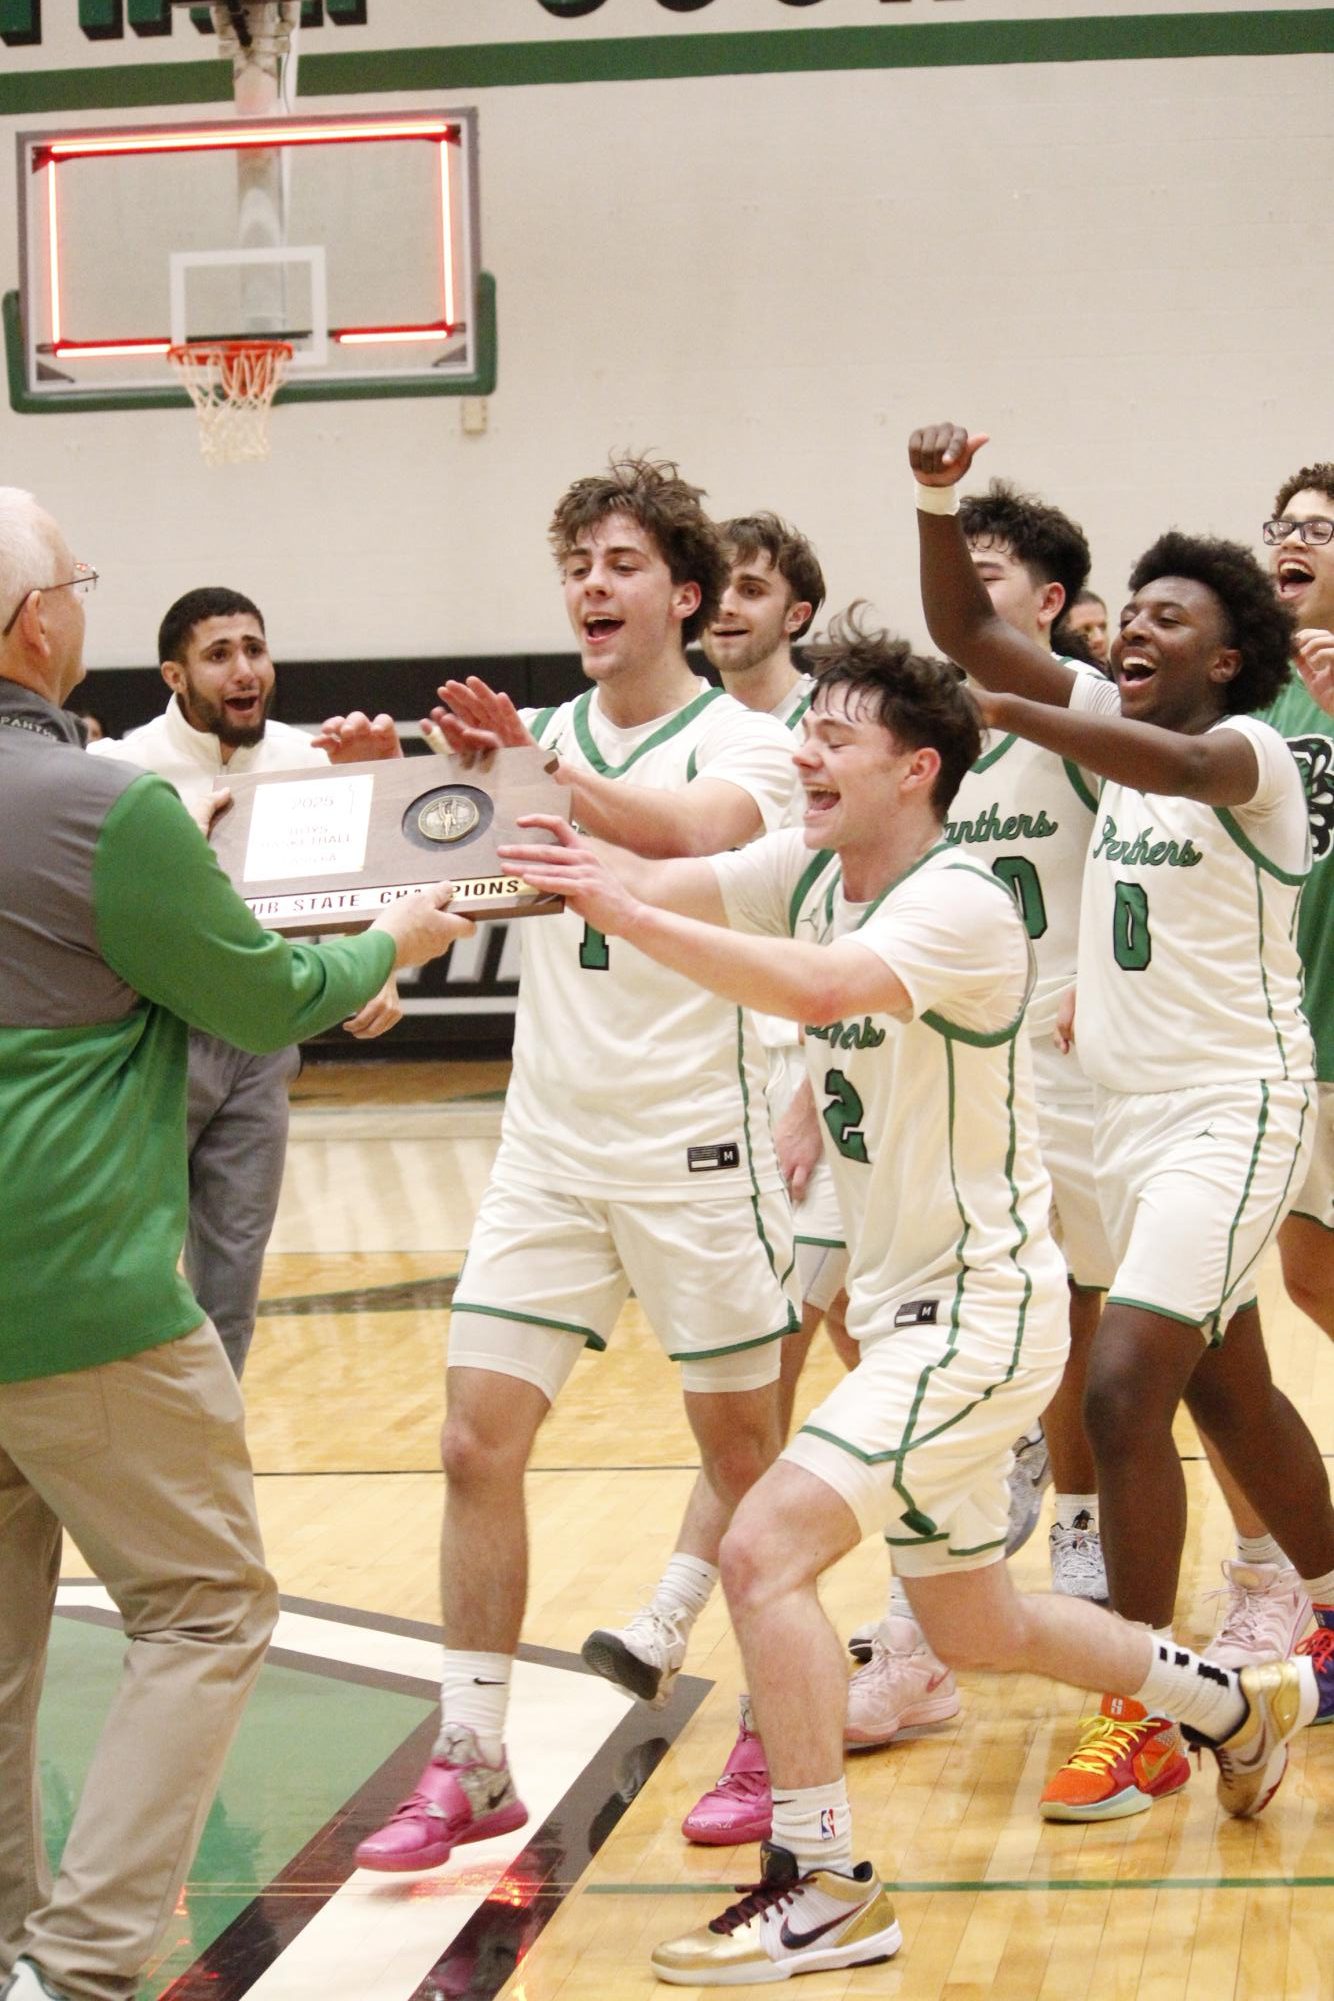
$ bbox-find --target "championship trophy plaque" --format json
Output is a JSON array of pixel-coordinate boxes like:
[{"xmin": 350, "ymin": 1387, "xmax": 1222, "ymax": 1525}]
[{"xmin": 209, "ymin": 745, "xmax": 569, "ymax": 933}]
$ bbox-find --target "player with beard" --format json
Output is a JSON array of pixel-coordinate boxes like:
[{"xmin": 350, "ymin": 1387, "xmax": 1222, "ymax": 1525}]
[{"xmin": 90, "ymin": 589, "xmax": 399, "ymax": 1374}]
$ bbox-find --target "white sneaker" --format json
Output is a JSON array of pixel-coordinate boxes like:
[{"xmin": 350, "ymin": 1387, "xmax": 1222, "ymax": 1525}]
[
  {"xmin": 651, "ymin": 1842, "xmax": 901, "ymax": 1985},
  {"xmin": 1049, "ymin": 1514, "xmax": 1109, "ymax": 1602},
  {"xmin": 582, "ymin": 1603, "xmax": 688, "ymax": 1707},
  {"xmin": 1203, "ymin": 1560, "xmax": 1311, "ymax": 1669},
  {"xmin": 1005, "ymin": 1427, "xmax": 1051, "ymax": 1557},
  {"xmin": 846, "ymin": 1615, "xmax": 879, "ymax": 1664},
  {"xmin": 0, "ymin": 1964, "xmax": 72, "ymax": 2001},
  {"xmin": 844, "ymin": 1614, "xmax": 960, "ymax": 1748}
]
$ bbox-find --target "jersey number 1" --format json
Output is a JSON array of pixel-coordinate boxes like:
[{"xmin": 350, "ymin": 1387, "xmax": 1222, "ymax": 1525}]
[
  {"xmin": 822, "ymin": 1069, "xmax": 870, "ymax": 1163},
  {"xmin": 579, "ymin": 922, "xmax": 611, "ymax": 971}
]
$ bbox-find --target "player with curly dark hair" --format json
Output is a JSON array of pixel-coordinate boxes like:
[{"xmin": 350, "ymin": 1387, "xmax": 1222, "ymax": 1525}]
[
  {"xmin": 909, "ymin": 419, "xmax": 1334, "ymax": 1829},
  {"xmin": 548, "ymin": 453, "xmax": 728, "ymax": 646},
  {"xmin": 960, "ymin": 478, "xmax": 1091, "ymax": 643}
]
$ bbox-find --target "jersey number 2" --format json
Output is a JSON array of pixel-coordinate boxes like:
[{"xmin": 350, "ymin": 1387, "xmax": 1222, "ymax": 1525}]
[
  {"xmin": 579, "ymin": 923, "xmax": 611, "ymax": 971},
  {"xmin": 1112, "ymin": 881, "xmax": 1152, "ymax": 971},
  {"xmin": 822, "ymin": 1069, "xmax": 870, "ymax": 1163}
]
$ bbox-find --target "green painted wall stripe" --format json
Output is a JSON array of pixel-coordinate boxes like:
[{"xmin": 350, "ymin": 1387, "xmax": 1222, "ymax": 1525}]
[{"xmin": 2, "ymin": 12, "xmax": 1332, "ymax": 116}]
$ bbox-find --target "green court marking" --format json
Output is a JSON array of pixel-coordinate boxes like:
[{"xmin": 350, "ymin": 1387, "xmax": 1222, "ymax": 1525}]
[
  {"xmin": 1, "ymin": 11, "xmax": 1331, "ymax": 115},
  {"xmin": 44, "ymin": 1618, "xmax": 433, "ymax": 2000},
  {"xmin": 586, "ymin": 1872, "xmax": 1334, "ymax": 1895}
]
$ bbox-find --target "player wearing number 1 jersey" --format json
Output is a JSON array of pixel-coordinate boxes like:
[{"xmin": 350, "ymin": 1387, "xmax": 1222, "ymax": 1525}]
[
  {"xmin": 911, "ymin": 419, "xmax": 1334, "ymax": 1825},
  {"xmin": 352, "ymin": 458, "xmax": 801, "ymax": 1874}
]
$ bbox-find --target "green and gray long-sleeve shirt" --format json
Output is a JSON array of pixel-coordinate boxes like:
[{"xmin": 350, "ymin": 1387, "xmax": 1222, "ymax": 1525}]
[{"xmin": 0, "ymin": 681, "xmax": 395, "ymax": 1382}]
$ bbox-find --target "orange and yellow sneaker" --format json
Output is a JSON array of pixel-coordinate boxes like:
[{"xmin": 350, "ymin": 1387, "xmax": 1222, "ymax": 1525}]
[{"xmin": 1039, "ymin": 1694, "xmax": 1191, "ymax": 1822}]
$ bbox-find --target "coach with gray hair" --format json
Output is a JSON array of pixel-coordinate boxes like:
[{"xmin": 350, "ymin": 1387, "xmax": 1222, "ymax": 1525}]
[{"xmin": 0, "ymin": 487, "xmax": 470, "ymax": 2001}]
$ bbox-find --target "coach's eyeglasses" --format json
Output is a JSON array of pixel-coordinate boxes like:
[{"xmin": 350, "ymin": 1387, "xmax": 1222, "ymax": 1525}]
[
  {"xmin": 1, "ymin": 561, "xmax": 99, "ymax": 638},
  {"xmin": 1263, "ymin": 517, "xmax": 1334, "ymax": 548}
]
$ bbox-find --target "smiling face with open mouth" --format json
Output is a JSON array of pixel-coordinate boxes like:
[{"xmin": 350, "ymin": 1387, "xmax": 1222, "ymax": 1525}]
[
  {"xmin": 1267, "ymin": 487, "xmax": 1334, "ymax": 634},
  {"xmin": 167, "ymin": 612, "xmax": 275, "ymax": 748},
  {"xmin": 702, "ymin": 548, "xmax": 802, "ymax": 680},
  {"xmin": 1110, "ymin": 576, "xmax": 1240, "ymax": 731},
  {"xmin": 560, "ymin": 511, "xmax": 698, "ymax": 688}
]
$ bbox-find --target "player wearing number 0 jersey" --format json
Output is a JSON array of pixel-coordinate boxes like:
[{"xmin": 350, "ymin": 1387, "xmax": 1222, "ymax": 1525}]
[
  {"xmin": 913, "ymin": 418, "xmax": 1334, "ymax": 1826},
  {"xmin": 499, "ymin": 613, "xmax": 1318, "ymax": 1986}
]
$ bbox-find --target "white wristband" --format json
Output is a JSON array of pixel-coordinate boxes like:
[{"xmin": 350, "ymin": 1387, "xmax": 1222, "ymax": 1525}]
[{"xmin": 914, "ymin": 482, "xmax": 960, "ymax": 517}]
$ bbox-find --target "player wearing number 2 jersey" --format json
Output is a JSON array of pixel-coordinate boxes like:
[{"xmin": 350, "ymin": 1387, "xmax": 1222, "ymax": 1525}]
[
  {"xmin": 500, "ymin": 612, "xmax": 1317, "ymax": 1986},
  {"xmin": 911, "ymin": 419, "xmax": 1334, "ymax": 1826}
]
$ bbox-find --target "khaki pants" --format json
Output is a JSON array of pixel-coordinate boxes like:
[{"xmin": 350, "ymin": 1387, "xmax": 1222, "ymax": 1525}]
[{"xmin": 0, "ymin": 1323, "xmax": 277, "ymax": 2001}]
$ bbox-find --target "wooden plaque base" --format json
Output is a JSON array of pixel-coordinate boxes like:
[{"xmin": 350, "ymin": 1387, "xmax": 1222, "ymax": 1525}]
[{"xmin": 209, "ymin": 746, "xmax": 569, "ymax": 934}]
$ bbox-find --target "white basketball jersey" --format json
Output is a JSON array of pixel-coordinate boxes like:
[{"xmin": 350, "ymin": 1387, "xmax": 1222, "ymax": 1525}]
[
  {"xmin": 499, "ymin": 684, "xmax": 795, "ymax": 1198},
  {"xmin": 714, "ymin": 832, "xmax": 1064, "ymax": 1346},
  {"xmin": 947, "ymin": 660, "xmax": 1101, "ymax": 1046},
  {"xmin": 1071, "ymin": 676, "xmax": 1314, "ymax": 1093}
]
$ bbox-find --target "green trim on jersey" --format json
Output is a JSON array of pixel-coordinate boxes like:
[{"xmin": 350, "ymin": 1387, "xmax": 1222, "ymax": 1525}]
[
  {"xmin": 794, "ymin": 1232, "xmax": 846, "ymax": 1250},
  {"xmin": 1062, "ymin": 758, "xmax": 1100, "ymax": 812},
  {"xmin": 787, "ymin": 849, "xmax": 836, "ymax": 936},
  {"xmin": 971, "ymin": 733, "xmax": 1017, "ymax": 773},
  {"xmin": 686, "ymin": 744, "xmax": 700, "ymax": 782},
  {"xmin": 449, "ymin": 1299, "xmax": 607, "ymax": 1351},
  {"xmin": 919, "ymin": 862, "xmax": 1034, "ymax": 1046},
  {"xmin": 784, "ymin": 690, "xmax": 814, "ymax": 732},
  {"xmin": 735, "ymin": 1006, "xmax": 801, "ymax": 1307},
  {"xmin": 666, "ymin": 1317, "xmax": 795, "ymax": 1364},
  {"xmin": 1105, "ymin": 1294, "xmax": 1211, "ymax": 1332},
  {"xmin": 529, "ymin": 705, "xmax": 559, "ymax": 747},
  {"xmin": 570, "ymin": 685, "xmax": 723, "ymax": 777},
  {"xmin": 1212, "ymin": 1082, "xmax": 1312, "ymax": 1330},
  {"xmin": 1213, "ymin": 805, "xmax": 1308, "ymax": 888}
]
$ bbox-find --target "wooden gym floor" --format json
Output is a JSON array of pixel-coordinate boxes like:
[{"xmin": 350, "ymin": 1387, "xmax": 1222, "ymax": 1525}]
[{"xmin": 57, "ymin": 1058, "xmax": 1334, "ymax": 2001}]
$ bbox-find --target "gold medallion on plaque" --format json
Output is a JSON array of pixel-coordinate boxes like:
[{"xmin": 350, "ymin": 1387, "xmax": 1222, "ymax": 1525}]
[{"xmin": 416, "ymin": 792, "xmax": 481, "ymax": 844}]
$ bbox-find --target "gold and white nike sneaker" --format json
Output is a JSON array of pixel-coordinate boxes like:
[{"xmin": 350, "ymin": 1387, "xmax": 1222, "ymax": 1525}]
[
  {"xmin": 1209, "ymin": 1659, "xmax": 1306, "ymax": 1817},
  {"xmin": 650, "ymin": 1842, "xmax": 901, "ymax": 1985}
]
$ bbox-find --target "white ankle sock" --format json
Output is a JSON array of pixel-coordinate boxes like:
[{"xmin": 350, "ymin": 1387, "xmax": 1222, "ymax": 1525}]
[
  {"xmin": 770, "ymin": 1776, "xmax": 854, "ymax": 1874},
  {"xmin": 652, "ymin": 1553, "xmax": 718, "ymax": 1628},
  {"xmin": 884, "ymin": 1569, "xmax": 910, "ymax": 1620},
  {"xmin": 1236, "ymin": 1531, "xmax": 1283, "ymax": 1567},
  {"xmin": 1134, "ymin": 1639, "xmax": 1246, "ymax": 1740},
  {"xmin": 1298, "ymin": 1565, "xmax": 1334, "ymax": 1604},
  {"xmin": 1054, "ymin": 1493, "xmax": 1098, "ymax": 1532},
  {"xmin": 439, "ymin": 1650, "xmax": 512, "ymax": 1762}
]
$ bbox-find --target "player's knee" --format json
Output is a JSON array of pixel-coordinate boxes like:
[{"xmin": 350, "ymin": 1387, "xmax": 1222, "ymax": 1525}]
[
  {"xmin": 439, "ymin": 1409, "xmax": 521, "ymax": 1492},
  {"xmin": 718, "ymin": 1517, "xmax": 776, "ymax": 1621},
  {"xmin": 702, "ymin": 1430, "xmax": 775, "ymax": 1510},
  {"xmin": 1082, "ymin": 1349, "xmax": 1164, "ymax": 1455}
]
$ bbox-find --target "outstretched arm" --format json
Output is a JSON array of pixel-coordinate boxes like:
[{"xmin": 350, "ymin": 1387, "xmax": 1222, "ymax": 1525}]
[
  {"xmin": 431, "ymin": 678, "xmax": 771, "ymax": 858},
  {"xmin": 977, "ymin": 689, "xmax": 1260, "ymax": 806},
  {"xmin": 500, "ymin": 820, "xmax": 910, "ymax": 1025},
  {"xmin": 909, "ymin": 423, "xmax": 1078, "ymax": 709}
]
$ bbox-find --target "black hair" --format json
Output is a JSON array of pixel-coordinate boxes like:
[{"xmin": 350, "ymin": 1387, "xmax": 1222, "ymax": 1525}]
[
  {"xmin": 158, "ymin": 586, "xmax": 265, "ymax": 667},
  {"xmin": 960, "ymin": 479, "xmax": 1091, "ymax": 613},
  {"xmin": 1126, "ymin": 532, "xmax": 1294, "ymax": 714}
]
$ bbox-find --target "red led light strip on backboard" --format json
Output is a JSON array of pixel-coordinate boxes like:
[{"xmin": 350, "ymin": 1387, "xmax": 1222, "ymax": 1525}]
[{"xmin": 40, "ymin": 118, "xmax": 461, "ymax": 359}]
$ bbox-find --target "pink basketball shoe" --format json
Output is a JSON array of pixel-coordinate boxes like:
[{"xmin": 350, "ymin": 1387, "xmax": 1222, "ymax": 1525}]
[
  {"xmin": 681, "ymin": 1698, "xmax": 773, "ymax": 1846},
  {"xmin": 355, "ymin": 1724, "xmax": 528, "ymax": 1872}
]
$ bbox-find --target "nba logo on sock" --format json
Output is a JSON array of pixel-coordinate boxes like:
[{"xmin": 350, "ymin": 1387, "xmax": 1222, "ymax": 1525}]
[{"xmin": 820, "ymin": 1808, "xmax": 836, "ymax": 1840}]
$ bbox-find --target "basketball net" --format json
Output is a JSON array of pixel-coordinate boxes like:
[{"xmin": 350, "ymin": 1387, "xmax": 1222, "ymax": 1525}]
[{"xmin": 168, "ymin": 340, "xmax": 292, "ymax": 466}]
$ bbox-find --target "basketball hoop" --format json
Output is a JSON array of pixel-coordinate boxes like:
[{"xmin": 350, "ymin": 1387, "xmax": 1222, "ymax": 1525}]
[{"xmin": 168, "ymin": 339, "xmax": 292, "ymax": 466}]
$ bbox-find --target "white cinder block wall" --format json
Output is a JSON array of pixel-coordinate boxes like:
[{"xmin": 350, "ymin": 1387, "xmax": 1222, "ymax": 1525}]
[{"xmin": 0, "ymin": 4, "xmax": 1329, "ymax": 670}]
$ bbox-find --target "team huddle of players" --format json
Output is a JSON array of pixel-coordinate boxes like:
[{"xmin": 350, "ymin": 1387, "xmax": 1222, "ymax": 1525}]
[{"xmin": 330, "ymin": 433, "xmax": 1334, "ymax": 1986}]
